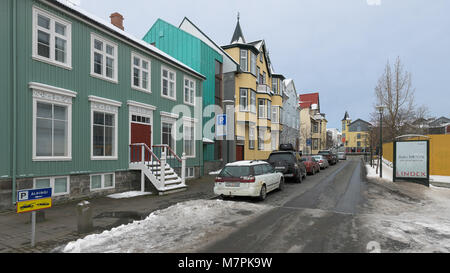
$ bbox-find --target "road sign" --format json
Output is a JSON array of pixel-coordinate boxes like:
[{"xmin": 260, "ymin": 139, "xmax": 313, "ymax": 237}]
[
  {"xmin": 17, "ymin": 197, "xmax": 52, "ymax": 214},
  {"xmin": 216, "ymin": 114, "xmax": 227, "ymax": 137},
  {"xmin": 17, "ymin": 188, "xmax": 52, "ymax": 202},
  {"xmin": 16, "ymin": 188, "xmax": 52, "ymax": 214}
]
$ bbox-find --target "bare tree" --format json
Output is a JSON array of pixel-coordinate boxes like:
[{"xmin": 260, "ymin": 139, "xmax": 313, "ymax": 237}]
[{"xmin": 374, "ymin": 57, "xmax": 416, "ymax": 142}]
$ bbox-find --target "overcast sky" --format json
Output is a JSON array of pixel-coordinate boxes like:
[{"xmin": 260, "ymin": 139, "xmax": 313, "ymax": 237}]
[{"xmin": 78, "ymin": 0, "xmax": 450, "ymax": 130}]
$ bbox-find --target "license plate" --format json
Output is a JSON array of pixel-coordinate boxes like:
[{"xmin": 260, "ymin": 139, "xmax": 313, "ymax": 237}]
[{"xmin": 225, "ymin": 182, "xmax": 240, "ymax": 187}]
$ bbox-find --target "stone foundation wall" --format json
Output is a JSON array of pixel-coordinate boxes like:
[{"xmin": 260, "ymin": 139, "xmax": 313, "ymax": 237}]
[{"xmin": 0, "ymin": 170, "xmax": 141, "ymax": 212}]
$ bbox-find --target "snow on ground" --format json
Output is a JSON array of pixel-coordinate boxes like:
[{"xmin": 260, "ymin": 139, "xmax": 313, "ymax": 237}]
[
  {"xmin": 107, "ymin": 191, "xmax": 152, "ymax": 199},
  {"xmin": 365, "ymin": 161, "xmax": 393, "ymax": 182},
  {"xmin": 363, "ymin": 165, "xmax": 450, "ymax": 252},
  {"xmin": 61, "ymin": 199, "xmax": 271, "ymax": 253}
]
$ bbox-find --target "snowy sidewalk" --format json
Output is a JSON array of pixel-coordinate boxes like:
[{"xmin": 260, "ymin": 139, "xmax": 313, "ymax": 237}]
[{"xmin": 365, "ymin": 159, "xmax": 450, "ymax": 189}]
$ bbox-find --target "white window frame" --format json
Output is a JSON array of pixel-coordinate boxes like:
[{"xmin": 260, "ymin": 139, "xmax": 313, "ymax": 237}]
[
  {"xmin": 89, "ymin": 96, "xmax": 121, "ymax": 160},
  {"xmin": 258, "ymin": 128, "xmax": 266, "ymax": 151},
  {"xmin": 90, "ymin": 173, "xmax": 115, "ymax": 191},
  {"xmin": 33, "ymin": 176, "xmax": 70, "ymax": 196},
  {"xmin": 186, "ymin": 167, "xmax": 195, "ymax": 179},
  {"xmin": 250, "ymin": 52, "xmax": 256, "ymax": 75},
  {"xmin": 161, "ymin": 66, "xmax": 177, "ymax": 101},
  {"xmin": 271, "ymin": 131, "xmax": 278, "ymax": 151},
  {"xmin": 90, "ymin": 33, "xmax": 118, "ymax": 83},
  {"xmin": 32, "ymin": 6, "xmax": 72, "ymax": 69},
  {"xmin": 249, "ymin": 126, "xmax": 255, "ymax": 150},
  {"xmin": 272, "ymin": 106, "xmax": 280, "ymax": 124},
  {"xmin": 239, "ymin": 88, "xmax": 248, "ymax": 112},
  {"xmin": 161, "ymin": 120, "xmax": 177, "ymax": 155},
  {"xmin": 250, "ymin": 90, "xmax": 256, "ymax": 114},
  {"xmin": 183, "ymin": 76, "xmax": 196, "ymax": 106},
  {"xmin": 31, "ymin": 82, "xmax": 76, "ymax": 161},
  {"xmin": 258, "ymin": 99, "xmax": 266, "ymax": 119},
  {"xmin": 131, "ymin": 52, "xmax": 151, "ymax": 93},
  {"xmin": 240, "ymin": 49, "xmax": 248, "ymax": 72},
  {"xmin": 267, "ymin": 100, "xmax": 272, "ymax": 120}
]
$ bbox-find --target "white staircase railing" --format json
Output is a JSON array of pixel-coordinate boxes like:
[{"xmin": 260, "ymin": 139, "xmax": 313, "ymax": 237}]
[{"xmin": 129, "ymin": 143, "xmax": 186, "ymax": 194}]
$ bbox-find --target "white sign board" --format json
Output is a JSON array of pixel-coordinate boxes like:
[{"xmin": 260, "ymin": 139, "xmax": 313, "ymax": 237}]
[{"xmin": 395, "ymin": 141, "xmax": 428, "ymax": 179}]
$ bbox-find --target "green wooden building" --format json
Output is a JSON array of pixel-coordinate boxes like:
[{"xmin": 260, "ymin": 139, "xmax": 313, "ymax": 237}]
[
  {"xmin": 143, "ymin": 18, "xmax": 227, "ymax": 173},
  {"xmin": 1, "ymin": 0, "xmax": 206, "ymax": 210}
]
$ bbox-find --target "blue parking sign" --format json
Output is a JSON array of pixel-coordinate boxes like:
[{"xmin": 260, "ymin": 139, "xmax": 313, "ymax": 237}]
[{"xmin": 17, "ymin": 188, "xmax": 52, "ymax": 202}]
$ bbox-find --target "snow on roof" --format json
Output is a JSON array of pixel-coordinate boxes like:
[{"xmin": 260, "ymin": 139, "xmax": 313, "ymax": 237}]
[
  {"xmin": 226, "ymin": 160, "xmax": 268, "ymax": 167},
  {"xmin": 54, "ymin": 0, "xmax": 205, "ymax": 79}
]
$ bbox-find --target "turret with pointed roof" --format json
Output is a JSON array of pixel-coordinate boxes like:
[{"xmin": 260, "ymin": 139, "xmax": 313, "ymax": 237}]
[
  {"xmin": 342, "ymin": 111, "xmax": 350, "ymax": 121},
  {"xmin": 230, "ymin": 13, "xmax": 246, "ymax": 44}
]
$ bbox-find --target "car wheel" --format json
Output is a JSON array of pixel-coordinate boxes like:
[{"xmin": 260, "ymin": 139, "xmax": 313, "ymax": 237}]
[
  {"xmin": 258, "ymin": 185, "xmax": 267, "ymax": 201},
  {"xmin": 278, "ymin": 177, "xmax": 285, "ymax": 191}
]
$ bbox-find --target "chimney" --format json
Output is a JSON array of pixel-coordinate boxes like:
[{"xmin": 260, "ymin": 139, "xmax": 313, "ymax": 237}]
[{"xmin": 110, "ymin": 12, "xmax": 124, "ymax": 31}]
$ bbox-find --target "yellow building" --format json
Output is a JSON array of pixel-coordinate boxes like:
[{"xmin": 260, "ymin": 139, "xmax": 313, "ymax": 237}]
[
  {"xmin": 341, "ymin": 111, "xmax": 371, "ymax": 153},
  {"xmin": 299, "ymin": 93, "xmax": 327, "ymax": 154},
  {"xmin": 222, "ymin": 17, "xmax": 283, "ymax": 160}
]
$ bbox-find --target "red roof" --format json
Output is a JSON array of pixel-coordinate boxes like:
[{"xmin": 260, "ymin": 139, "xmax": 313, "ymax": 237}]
[{"xmin": 299, "ymin": 93, "xmax": 319, "ymax": 109}]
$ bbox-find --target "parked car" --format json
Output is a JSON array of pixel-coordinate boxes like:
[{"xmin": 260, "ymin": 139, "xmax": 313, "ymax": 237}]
[
  {"xmin": 318, "ymin": 150, "xmax": 337, "ymax": 165},
  {"xmin": 312, "ymin": 155, "xmax": 329, "ymax": 169},
  {"xmin": 267, "ymin": 151, "xmax": 307, "ymax": 183},
  {"xmin": 337, "ymin": 151, "xmax": 347, "ymax": 160},
  {"xmin": 301, "ymin": 156, "xmax": 321, "ymax": 175},
  {"xmin": 214, "ymin": 161, "xmax": 284, "ymax": 201}
]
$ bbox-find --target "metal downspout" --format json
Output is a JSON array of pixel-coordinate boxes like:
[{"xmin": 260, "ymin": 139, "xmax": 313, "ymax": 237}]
[{"xmin": 11, "ymin": 0, "xmax": 17, "ymax": 204}]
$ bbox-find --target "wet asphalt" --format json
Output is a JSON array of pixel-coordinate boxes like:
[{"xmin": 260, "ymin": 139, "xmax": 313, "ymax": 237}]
[{"xmin": 201, "ymin": 156, "xmax": 370, "ymax": 253}]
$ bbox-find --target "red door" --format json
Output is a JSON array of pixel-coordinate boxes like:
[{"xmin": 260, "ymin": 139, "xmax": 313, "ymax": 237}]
[
  {"xmin": 236, "ymin": 145, "xmax": 244, "ymax": 162},
  {"xmin": 131, "ymin": 123, "xmax": 152, "ymax": 162}
]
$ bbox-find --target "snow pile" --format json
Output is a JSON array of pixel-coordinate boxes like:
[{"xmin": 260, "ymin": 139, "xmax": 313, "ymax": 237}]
[
  {"xmin": 362, "ymin": 179, "xmax": 450, "ymax": 252},
  {"xmin": 107, "ymin": 191, "xmax": 152, "ymax": 199},
  {"xmin": 365, "ymin": 162, "xmax": 393, "ymax": 182},
  {"xmin": 62, "ymin": 199, "xmax": 270, "ymax": 253}
]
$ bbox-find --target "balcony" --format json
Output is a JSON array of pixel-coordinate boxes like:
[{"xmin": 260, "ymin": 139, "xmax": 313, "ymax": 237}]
[{"xmin": 257, "ymin": 84, "xmax": 273, "ymax": 95}]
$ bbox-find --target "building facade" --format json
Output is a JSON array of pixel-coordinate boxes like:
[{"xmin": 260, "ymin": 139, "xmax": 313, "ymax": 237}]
[
  {"xmin": 280, "ymin": 79, "xmax": 300, "ymax": 150},
  {"xmin": 143, "ymin": 18, "xmax": 235, "ymax": 173},
  {"xmin": 221, "ymin": 18, "xmax": 283, "ymax": 161},
  {"xmin": 1, "ymin": 0, "xmax": 205, "ymax": 210},
  {"xmin": 341, "ymin": 112, "xmax": 371, "ymax": 154},
  {"xmin": 299, "ymin": 93, "xmax": 327, "ymax": 154}
]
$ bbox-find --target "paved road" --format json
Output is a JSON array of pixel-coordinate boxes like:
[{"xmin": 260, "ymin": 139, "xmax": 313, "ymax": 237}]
[{"xmin": 201, "ymin": 156, "xmax": 370, "ymax": 253}]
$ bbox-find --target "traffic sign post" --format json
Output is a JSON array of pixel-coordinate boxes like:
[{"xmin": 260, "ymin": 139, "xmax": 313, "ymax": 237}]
[{"xmin": 16, "ymin": 188, "xmax": 52, "ymax": 247}]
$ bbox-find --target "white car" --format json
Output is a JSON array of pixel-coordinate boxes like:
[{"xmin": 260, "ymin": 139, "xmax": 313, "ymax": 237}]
[
  {"xmin": 214, "ymin": 160, "xmax": 284, "ymax": 201},
  {"xmin": 312, "ymin": 155, "xmax": 329, "ymax": 169}
]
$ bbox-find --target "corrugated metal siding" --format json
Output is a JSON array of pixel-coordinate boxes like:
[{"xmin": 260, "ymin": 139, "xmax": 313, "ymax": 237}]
[
  {"xmin": 143, "ymin": 19, "xmax": 223, "ymax": 162},
  {"xmin": 0, "ymin": 0, "xmax": 12, "ymax": 178},
  {"xmin": 10, "ymin": 0, "xmax": 203, "ymax": 178}
]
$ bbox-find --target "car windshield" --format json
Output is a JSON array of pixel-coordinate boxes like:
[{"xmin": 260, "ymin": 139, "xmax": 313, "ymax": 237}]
[
  {"xmin": 268, "ymin": 153, "xmax": 295, "ymax": 162},
  {"xmin": 312, "ymin": 156, "xmax": 322, "ymax": 160},
  {"xmin": 219, "ymin": 166, "xmax": 251, "ymax": 177}
]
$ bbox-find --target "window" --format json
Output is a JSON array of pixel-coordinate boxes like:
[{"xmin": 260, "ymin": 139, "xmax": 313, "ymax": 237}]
[
  {"xmin": 271, "ymin": 132, "xmax": 278, "ymax": 151},
  {"xmin": 34, "ymin": 176, "xmax": 70, "ymax": 196},
  {"xmin": 240, "ymin": 49, "xmax": 248, "ymax": 72},
  {"xmin": 272, "ymin": 78, "xmax": 278, "ymax": 93},
  {"xmin": 92, "ymin": 112, "xmax": 116, "ymax": 158},
  {"xmin": 249, "ymin": 126, "xmax": 255, "ymax": 150},
  {"xmin": 215, "ymin": 61, "xmax": 223, "ymax": 108},
  {"xmin": 90, "ymin": 173, "xmax": 115, "ymax": 190},
  {"xmin": 34, "ymin": 101, "xmax": 69, "ymax": 159},
  {"xmin": 272, "ymin": 106, "xmax": 279, "ymax": 123},
  {"xmin": 239, "ymin": 88, "xmax": 248, "ymax": 111},
  {"xmin": 131, "ymin": 53, "xmax": 151, "ymax": 92},
  {"xmin": 259, "ymin": 52, "xmax": 263, "ymax": 62},
  {"xmin": 91, "ymin": 34, "xmax": 118, "ymax": 82},
  {"xmin": 33, "ymin": 7, "xmax": 72, "ymax": 68},
  {"xmin": 184, "ymin": 122, "xmax": 195, "ymax": 157},
  {"xmin": 90, "ymin": 96, "xmax": 120, "ymax": 160},
  {"xmin": 161, "ymin": 67, "xmax": 176, "ymax": 100},
  {"xmin": 132, "ymin": 114, "xmax": 151, "ymax": 124},
  {"xmin": 357, "ymin": 133, "xmax": 361, "ymax": 139},
  {"xmin": 263, "ymin": 72, "xmax": 266, "ymax": 84},
  {"xmin": 258, "ymin": 128, "xmax": 265, "ymax": 150},
  {"xmin": 186, "ymin": 167, "xmax": 195, "ymax": 178},
  {"xmin": 313, "ymin": 139, "xmax": 319, "ymax": 150},
  {"xmin": 258, "ymin": 99, "xmax": 266, "ymax": 118},
  {"xmin": 184, "ymin": 77, "xmax": 195, "ymax": 106},
  {"xmin": 162, "ymin": 122, "xmax": 175, "ymax": 152},
  {"xmin": 250, "ymin": 90, "xmax": 256, "ymax": 113},
  {"xmin": 257, "ymin": 67, "xmax": 261, "ymax": 83},
  {"xmin": 357, "ymin": 141, "xmax": 361, "ymax": 147},
  {"xmin": 250, "ymin": 52, "xmax": 256, "ymax": 75},
  {"xmin": 267, "ymin": 100, "xmax": 272, "ymax": 120}
]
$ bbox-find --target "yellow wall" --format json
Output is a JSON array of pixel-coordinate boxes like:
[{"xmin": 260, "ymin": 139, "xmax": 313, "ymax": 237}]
[{"xmin": 383, "ymin": 135, "xmax": 450, "ymax": 176}]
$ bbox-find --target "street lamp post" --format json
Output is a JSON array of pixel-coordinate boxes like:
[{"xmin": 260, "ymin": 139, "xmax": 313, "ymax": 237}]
[{"xmin": 376, "ymin": 105, "xmax": 386, "ymax": 178}]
